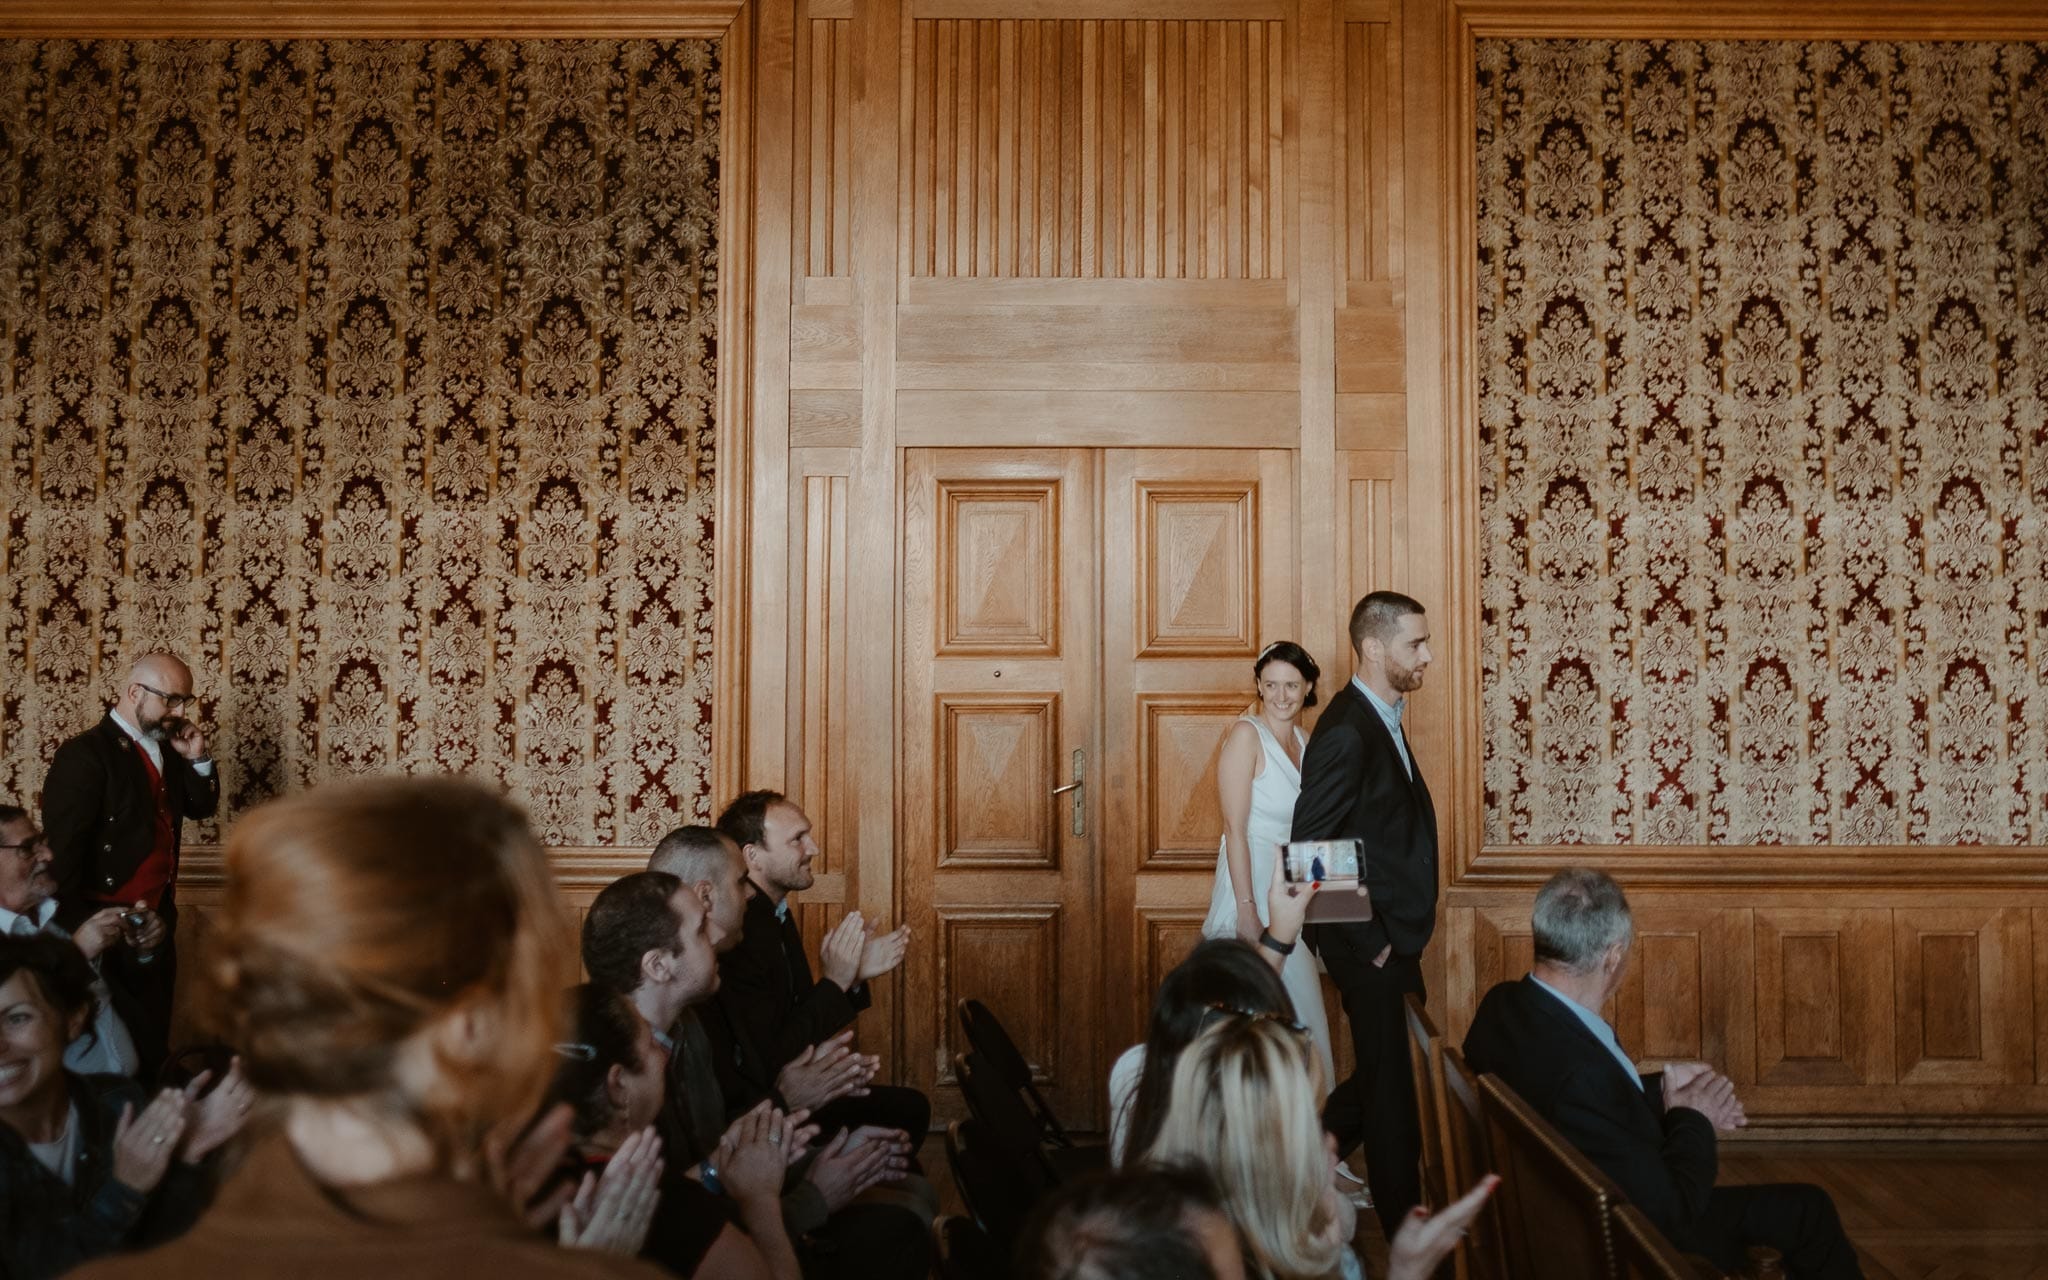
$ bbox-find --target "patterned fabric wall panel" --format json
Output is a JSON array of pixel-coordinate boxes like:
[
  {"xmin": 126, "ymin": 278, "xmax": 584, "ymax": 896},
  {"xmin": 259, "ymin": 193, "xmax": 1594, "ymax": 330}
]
[
  {"xmin": 0, "ymin": 39, "xmax": 720, "ymax": 846},
  {"xmin": 1477, "ymin": 40, "xmax": 2048, "ymax": 847}
]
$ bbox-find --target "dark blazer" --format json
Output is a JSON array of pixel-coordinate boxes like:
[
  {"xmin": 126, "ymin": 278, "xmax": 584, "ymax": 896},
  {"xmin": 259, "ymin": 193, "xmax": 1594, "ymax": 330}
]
[
  {"xmin": 41, "ymin": 714, "xmax": 219, "ymax": 926},
  {"xmin": 1462, "ymin": 976, "xmax": 1718, "ymax": 1254},
  {"xmin": 0, "ymin": 1072, "xmax": 212, "ymax": 1280},
  {"xmin": 1289, "ymin": 678, "xmax": 1438, "ymax": 961},
  {"xmin": 711, "ymin": 885, "xmax": 870, "ymax": 1081}
]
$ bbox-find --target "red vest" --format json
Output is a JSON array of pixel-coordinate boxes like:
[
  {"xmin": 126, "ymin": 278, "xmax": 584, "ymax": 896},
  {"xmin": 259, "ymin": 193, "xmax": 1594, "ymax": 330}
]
[{"xmin": 107, "ymin": 744, "xmax": 177, "ymax": 908}]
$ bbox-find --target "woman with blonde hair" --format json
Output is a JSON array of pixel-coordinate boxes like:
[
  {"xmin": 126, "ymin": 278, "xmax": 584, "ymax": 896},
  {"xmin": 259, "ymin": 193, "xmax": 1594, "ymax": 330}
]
[
  {"xmin": 1140, "ymin": 1014, "xmax": 1496, "ymax": 1280},
  {"xmin": 75, "ymin": 776, "xmax": 672, "ymax": 1280}
]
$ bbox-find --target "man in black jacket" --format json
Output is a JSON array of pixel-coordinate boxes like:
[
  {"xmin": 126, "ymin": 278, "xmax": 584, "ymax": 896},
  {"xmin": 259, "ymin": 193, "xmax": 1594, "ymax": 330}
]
[
  {"xmin": 40, "ymin": 653, "xmax": 219, "ymax": 1077},
  {"xmin": 1290, "ymin": 590, "xmax": 1437, "ymax": 1238},
  {"xmin": 712, "ymin": 791, "xmax": 930, "ymax": 1149},
  {"xmin": 1463, "ymin": 869, "xmax": 1861, "ymax": 1278}
]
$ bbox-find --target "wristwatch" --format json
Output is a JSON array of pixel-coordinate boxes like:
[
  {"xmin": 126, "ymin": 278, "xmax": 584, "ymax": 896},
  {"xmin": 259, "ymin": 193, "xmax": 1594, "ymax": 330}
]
[
  {"xmin": 699, "ymin": 1160, "xmax": 724, "ymax": 1195},
  {"xmin": 1258, "ymin": 929, "xmax": 1296, "ymax": 957}
]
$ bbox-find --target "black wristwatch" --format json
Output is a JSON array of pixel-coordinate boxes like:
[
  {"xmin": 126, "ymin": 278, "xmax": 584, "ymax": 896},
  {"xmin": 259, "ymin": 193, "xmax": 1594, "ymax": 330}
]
[{"xmin": 1258, "ymin": 929, "xmax": 1296, "ymax": 957}]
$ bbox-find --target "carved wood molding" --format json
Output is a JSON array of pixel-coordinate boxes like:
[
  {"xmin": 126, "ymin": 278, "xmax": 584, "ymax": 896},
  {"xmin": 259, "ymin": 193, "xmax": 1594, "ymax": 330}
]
[
  {"xmin": 1448, "ymin": 0, "xmax": 2048, "ymax": 41},
  {"xmin": 0, "ymin": 1, "xmax": 745, "ymax": 39},
  {"xmin": 1457, "ymin": 847, "xmax": 2048, "ymax": 890},
  {"xmin": 176, "ymin": 843, "xmax": 654, "ymax": 891}
]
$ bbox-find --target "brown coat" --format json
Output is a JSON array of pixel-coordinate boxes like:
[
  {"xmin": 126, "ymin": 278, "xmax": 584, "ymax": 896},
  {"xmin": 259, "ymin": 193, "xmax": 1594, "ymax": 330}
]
[{"xmin": 70, "ymin": 1134, "xmax": 673, "ymax": 1280}]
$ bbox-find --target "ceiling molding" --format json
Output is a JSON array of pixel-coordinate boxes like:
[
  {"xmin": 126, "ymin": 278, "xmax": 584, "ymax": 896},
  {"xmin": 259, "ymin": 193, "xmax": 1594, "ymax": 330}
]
[{"xmin": 0, "ymin": 0, "xmax": 744, "ymax": 40}]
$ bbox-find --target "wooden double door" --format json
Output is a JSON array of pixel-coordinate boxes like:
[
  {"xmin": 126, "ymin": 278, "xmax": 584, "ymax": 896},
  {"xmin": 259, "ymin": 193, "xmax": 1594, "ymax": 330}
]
[{"xmin": 898, "ymin": 446, "xmax": 1298, "ymax": 1127}]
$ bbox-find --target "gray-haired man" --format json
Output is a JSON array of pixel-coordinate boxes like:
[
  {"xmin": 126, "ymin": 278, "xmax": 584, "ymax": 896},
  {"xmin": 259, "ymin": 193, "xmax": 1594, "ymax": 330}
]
[{"xmin": 1463, "ymin": 868, "xmax": 1860, "ymax": 1277}]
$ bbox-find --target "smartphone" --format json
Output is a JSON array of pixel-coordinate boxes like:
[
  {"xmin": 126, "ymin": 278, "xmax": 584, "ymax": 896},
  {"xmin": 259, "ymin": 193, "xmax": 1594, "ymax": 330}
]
[{"xmin": 1281, "ymin": 838, "xmax": 1363, "ymax": 886}]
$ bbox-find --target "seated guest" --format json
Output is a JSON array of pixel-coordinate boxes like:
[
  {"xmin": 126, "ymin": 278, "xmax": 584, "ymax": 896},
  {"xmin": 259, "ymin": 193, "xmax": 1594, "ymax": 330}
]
[
  {"xmin": 1462, "ymin": 868, "xmax": 1860, "ymax": 1279},
  {"xmin": 1139, "ymin": 1016, "xmax": 1495, "ymax": 1280},
  {"xmin": 549, "ymin": 981, "xmax": 802, "ymax": 1279},
  {"xmin": 650, "ymin": 826, "xmax": 882, "ymax": 1117},
  {"xmin": 712, "ymin": 792, "xmax": 929, "ymax": 1146},
  {"xmin": 1018, "ymin": 1164, "xmax": 1248, "ymax": 1280},
  {"xmin": 1111, "ymin": 866, "xmax": 1317, "ymax": 1165},
  {"xmin": 72, "ymin": 776, "xmax": 672, "ymax": 1280},
  {"xmin": 584, "ymin": 867, "xmax": 925, "ymax": 1280},
  {"xmin": 0, "ymin": 805, "xmax": 140, "ymax": 1077},
  {"xmin": 0, "ymin": 933, "xmax": 241, "ymax": 1279}
]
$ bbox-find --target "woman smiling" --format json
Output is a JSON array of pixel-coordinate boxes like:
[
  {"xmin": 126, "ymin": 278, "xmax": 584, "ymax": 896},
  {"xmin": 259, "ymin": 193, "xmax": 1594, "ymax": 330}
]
[{"xmin": 0, "ymin": 933, "xmax": 241, "ymax": 1279}]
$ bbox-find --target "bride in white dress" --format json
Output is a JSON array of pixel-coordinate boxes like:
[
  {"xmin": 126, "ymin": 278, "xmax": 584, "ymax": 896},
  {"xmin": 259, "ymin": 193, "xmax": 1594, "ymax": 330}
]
[{"xmin": 1201, "ymin": 640, "xmax": 1336, "ymax": 1087}]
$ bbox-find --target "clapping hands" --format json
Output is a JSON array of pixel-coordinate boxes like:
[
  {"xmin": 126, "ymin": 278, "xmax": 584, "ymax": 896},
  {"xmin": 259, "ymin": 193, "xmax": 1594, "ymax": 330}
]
[
  {"xmin": 1661, "ymin": 1061, "xmax": 1747, "ymax": 1131},
  {"xmin": 776, "ymin": 1029, "xmax": 879, "ymax": 1112},
  {"xmin": 819, "ymin": 911, "xmax": 911, "ymax": 991}
]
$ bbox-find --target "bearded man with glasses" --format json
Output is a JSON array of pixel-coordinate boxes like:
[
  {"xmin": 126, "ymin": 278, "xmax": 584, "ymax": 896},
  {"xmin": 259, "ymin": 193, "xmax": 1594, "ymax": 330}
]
[{"xmin": 40, "ymin": 653, "xmax": 219, "ymax": 1079}]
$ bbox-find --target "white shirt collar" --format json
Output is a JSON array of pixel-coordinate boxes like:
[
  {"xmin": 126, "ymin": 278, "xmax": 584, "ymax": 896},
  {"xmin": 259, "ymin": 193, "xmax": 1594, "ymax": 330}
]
[
  {"xmin": 108, "ymin": 708, "xmax": 163, "ymax": 767},
  {"xmin": 1351, "ymin": 674, "xmax": 1403, "ymax": 723},
  {"xmin": 0, "ymin": 896, "xmax": 59, "ymax": 935}
]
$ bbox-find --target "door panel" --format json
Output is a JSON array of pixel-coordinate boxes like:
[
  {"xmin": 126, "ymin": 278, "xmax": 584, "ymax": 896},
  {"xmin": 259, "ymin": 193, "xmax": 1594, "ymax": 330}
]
[
  {"xmin": 901, "ymin": 449, "xmax": 1101, "ymax": 1125},
  {"xmin": 1101, "ymin": 449, "xmax": 1299, "ymax": 1054}
]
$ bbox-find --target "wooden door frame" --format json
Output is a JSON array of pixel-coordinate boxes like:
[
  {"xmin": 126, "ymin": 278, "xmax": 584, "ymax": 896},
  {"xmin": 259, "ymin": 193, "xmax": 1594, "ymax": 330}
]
[{"xmin": 2, "ymin": 0, "xmax": 760, "ymax": 815}]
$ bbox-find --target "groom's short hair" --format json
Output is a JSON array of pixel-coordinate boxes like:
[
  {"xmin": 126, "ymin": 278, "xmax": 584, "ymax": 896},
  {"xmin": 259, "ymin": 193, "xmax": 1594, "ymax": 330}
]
[{"xmin": 1348, "ymin": 591, "xmax": 1425, "ymax": 654}]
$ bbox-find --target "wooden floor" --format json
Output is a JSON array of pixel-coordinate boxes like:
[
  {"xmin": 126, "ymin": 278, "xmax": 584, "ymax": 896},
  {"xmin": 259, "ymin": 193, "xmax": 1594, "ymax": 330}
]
[{"xmin": 1721, "ymin": 1141, "xmax": 2048, "ymax": 1280}]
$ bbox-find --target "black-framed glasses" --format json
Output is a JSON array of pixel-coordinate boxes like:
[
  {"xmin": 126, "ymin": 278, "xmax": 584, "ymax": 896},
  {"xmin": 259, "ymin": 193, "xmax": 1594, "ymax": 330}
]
[
  {"xmin": 136, "ymin": 682, "xmax": 196, "ymax": 712},
  {"xmin": 0, "ymin": 830, "xmax": 47, "ymax": 856},
  {"xmin": 1201, "ymin": 1001, "xmax": 1310, "ymax": 1038}
]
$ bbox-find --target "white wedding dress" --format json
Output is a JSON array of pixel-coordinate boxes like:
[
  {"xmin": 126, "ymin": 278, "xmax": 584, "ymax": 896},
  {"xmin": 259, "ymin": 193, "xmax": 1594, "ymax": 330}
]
[{"xmin": 1201, "ymin": 713, "xmax": 1336, "ymax": 1088}]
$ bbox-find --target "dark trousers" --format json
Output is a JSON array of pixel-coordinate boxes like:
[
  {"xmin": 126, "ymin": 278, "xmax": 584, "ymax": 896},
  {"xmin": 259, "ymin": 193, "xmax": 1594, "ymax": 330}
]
[
  {"xmin": 1700, "ymin": 1183, "xmax": 1863, "ymax": 1280},
  {"xmin": 813, "ymin": 1083, "xmax": 932, "ymax": 1160},
  {"xmin": 100, "ymin": 901, "xmax": 177, "ymax": 1083},
  {"xmin": 1318, "ymin": 945, "xmax": 1424, "ymax": 1243},
  {"xmin": 799, "ymin": 1200, "xmax": 930, "ymax": 1280}
]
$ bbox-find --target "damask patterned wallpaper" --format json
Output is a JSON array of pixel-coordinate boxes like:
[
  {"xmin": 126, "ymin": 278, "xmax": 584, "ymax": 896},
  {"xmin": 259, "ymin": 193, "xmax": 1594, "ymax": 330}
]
[
  {"xmin": 0, "ymin": 40, "xmax": 720, "ymax": 846},
  {"xmin": 1478, "ymin": 41, "xmax": 2048, "ymax": 846}
]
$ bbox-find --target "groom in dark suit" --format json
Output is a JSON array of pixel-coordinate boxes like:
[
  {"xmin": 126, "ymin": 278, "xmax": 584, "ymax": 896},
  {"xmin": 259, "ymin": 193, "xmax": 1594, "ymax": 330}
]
[{"xmin": 1290, "ymin": 590, "xmax": 1437, "ymax": 1240}]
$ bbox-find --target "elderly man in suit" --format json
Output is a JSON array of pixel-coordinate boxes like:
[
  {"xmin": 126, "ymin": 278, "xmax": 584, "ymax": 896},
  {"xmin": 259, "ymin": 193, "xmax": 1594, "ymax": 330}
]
[
  {"xmin": 0, "ymin": 804, "xmax": 140, "ymax": 1076},
  {"xmin": 1289, "ymin": 590, "xmax": 1438, "ymax": 1239},
  {"xmin": 41, "ymin": 653, "xmax": 219, "ymax": 1077},
  {"xmin": 1463, "ymin": 869, "xmax": 1861, "ymax": 1278}
]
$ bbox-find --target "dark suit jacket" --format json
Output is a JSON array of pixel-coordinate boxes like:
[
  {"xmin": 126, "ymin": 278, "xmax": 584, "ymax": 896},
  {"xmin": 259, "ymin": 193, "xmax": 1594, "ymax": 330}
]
[
  {"xmin": 1462, "ymin": 976, "xmax": 1719, "ymax": 1254},
  {"xmin": 1290, "ymin": 678, "xmax": 1438, "ymax": 962},
  {"xmin": 42, "ymin": 714, "xmax": 219, "ymax": 927},
  {"xmin": 711, "ymin": 885, "xmax": 870, "ymax": 1084}
]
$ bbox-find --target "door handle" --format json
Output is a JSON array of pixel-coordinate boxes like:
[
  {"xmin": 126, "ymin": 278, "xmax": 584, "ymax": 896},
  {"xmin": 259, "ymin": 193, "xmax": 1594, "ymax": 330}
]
[{"xmin": 1056, "ymin": 750, "xmax": 1085, "ymax": 835}]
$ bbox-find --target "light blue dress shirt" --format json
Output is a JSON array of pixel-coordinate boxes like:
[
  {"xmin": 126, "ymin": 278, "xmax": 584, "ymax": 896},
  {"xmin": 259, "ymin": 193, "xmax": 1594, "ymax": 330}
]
[
  {"xmin": 1530, "ymin": 973, "xmax": 1641, "ymax": 1089},
  {"xmin": 1351, "ymin": 675, "xmax": 1412, "ymax": 779}
]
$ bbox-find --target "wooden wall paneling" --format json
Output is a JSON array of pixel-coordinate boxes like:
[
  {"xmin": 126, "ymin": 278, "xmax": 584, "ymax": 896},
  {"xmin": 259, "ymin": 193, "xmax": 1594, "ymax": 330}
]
[
  {"xmin": 1101, "ymin": 448, "xmax": 1297, "ymax": 1053},
  {"xmin": 894, "ymin": 299, "xmax": 1299, "ymax": 391},
  {"xmin": 899, "ymin": 449, "xmax": 1102, "ymax": 1124},
  {"xmin": 850, "ymin": 0, "xmax": 906, "ymax": 1075},
  {"xmin": 0, "ymin": 0, "xmax": 747, "ymax": 37},
  {"xmin": 1332, "ymin": 448, "xmax": 1408, "ymax": 676},
  {"xmin": 1892, "ymin": 907, "xmax": 2032, "ymax": 1088},
  {"xmin": 714, "ymin": 1, "xmax": 759, "ymax": 806},
  {"xmin": 906, "ymin": 14, "xmax": 1285, "ymax": 278},
  {"xmin": 794, "ymin": 12, "xmax": 854, "ymax": 279},
  {"xmin": 896, "ymin": 389, "xmax": 1301, "ymax": 447},
  {"xmin": 1754, "ymin": 908, "xmax": 1894, "ymax": 1089},
  {"xmin": 1608, "ymin": 906, "xmax": 1755, "ymax": 1085},
  {"xmin": 1293, "ymin": 0, "xmax": 1343, "ymax": 702},
  {"xmin": 746, "ymin": 0, "xmax": 801, "ymax": 791},
  {"xmin": 787, "ymin": 452, "xmax": 858, "ymax": 916},
  {"xmin": 2039, "ymin": 908, "xmax": 2048, "ymax": 1086}
]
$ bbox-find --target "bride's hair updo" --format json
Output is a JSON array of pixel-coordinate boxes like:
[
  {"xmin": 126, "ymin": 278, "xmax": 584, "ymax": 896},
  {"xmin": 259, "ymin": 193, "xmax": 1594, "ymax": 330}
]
[{"xmin": 1253, "ymin": 640, "xmax": 1321, "ymax": 708}]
